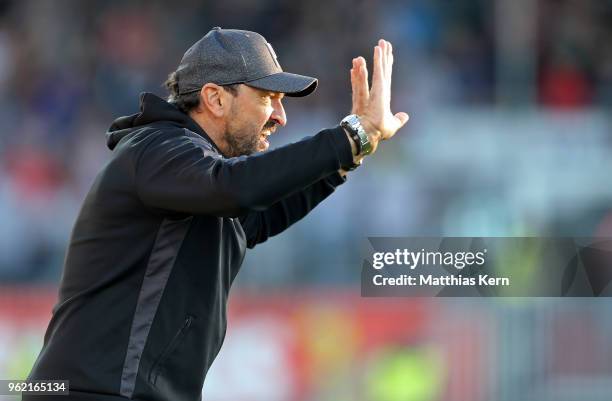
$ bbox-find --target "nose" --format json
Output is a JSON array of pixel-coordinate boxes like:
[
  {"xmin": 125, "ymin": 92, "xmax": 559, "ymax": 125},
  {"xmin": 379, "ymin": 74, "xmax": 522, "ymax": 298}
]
[{"xmin": 270, "ymin": 98, "xmax": 287, "ymax": 127}]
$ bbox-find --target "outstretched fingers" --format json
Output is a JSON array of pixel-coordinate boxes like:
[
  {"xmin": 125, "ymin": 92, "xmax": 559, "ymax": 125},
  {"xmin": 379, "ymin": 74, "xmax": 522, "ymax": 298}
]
[
  {"xmin": 350, "ymin": 59, "xmax": 358, "ymax": 113},
  {"xmin": 395, "ymin": 112, "xmax": 409, "ymax": 127},
  {"xmin": 358, "ymin": 57, "xmax": 369, "ymax": 101},
  {"xmin": 386, "ymin": 41, "xmax": 393, "ymax": 94},
  {"xmin": 351, "ymin": 39, "xmax": 409, "ymax": 145},
  {"xmin": 351, "ymin": 57, "xmax": 369, "ymax": 114},
  {"xmin": 379, "ymin": 39, "xmax": 387, "ymax": 84},
  {"xmin": 380, "ymin": 40, "xmax": 394, "ymax": 105},
  {"xmin": 371, "ymin": 44, "xmax": 384, "ymax": 104}
]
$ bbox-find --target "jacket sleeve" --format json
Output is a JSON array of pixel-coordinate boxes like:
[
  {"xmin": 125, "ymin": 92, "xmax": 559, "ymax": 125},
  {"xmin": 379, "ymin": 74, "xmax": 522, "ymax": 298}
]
[
  {"xmin": 134, "ymin": 126, "xmax": 353, "ymax": 217},
  {"xmin": 238, "ymin": 172, "xmax": 345, "ymax": 248}
]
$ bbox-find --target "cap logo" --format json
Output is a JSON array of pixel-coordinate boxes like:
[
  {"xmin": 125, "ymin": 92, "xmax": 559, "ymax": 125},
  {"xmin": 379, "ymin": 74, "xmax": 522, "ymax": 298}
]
[{"xmin": 266, "ymin": 42, "xmax": 281, "ymax": 69}]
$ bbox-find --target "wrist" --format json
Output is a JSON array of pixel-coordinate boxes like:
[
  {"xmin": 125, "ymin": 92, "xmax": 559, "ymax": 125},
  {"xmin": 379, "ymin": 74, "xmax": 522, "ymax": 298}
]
[
  {"xmin": 358, "ymin": 117, "xmax": 381, "ymax": 145},
  {"xmin": 342, "ymin": 128, "xmax": 364, "ymax": 169},
  {"xmin": 341, "ymin": 114, "xmax": 373, "ymax": 158},
  {"xmin": 343, "ymin": 128, "xmax": 358, "ymax": 156}
]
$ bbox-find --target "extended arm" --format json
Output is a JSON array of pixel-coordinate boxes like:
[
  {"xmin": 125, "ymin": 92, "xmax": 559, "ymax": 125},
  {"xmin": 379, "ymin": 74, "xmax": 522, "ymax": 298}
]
[
  {"xmin": 135, "ymin": 126, "xmax": 353, "ymax": 217},
  {"xmin": 136, "ymin": 40, "xmax": 407, "ymax": 219},
  {"xmin": 238, "ymin": 172, "xmax": 345, "ymax": 248}
]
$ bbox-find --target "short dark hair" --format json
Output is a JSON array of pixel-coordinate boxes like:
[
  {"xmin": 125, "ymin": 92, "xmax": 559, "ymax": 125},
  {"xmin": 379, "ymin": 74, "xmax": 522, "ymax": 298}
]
[{"xmin": 164, "ymin": 71, "xmax": 240, "ymax": 114}]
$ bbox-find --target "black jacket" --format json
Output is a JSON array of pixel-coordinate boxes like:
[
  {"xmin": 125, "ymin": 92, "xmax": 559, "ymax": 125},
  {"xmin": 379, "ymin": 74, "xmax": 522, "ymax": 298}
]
[{"xmin": 26, "ymin": 93, "xmax": 353, "ymax": 401}]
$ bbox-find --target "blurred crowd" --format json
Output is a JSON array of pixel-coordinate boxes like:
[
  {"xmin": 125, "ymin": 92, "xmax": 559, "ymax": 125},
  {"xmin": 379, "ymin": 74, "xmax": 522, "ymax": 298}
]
[{"xmin": 1, "ymin": 0, "xmax": 612, "ymax": 282}]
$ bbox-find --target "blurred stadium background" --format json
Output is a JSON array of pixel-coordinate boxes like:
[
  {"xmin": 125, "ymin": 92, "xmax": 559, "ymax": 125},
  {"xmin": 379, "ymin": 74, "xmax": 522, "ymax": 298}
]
[{"xmin": 1, "ymin": 0, "xmax": 612, "ymax": 400}]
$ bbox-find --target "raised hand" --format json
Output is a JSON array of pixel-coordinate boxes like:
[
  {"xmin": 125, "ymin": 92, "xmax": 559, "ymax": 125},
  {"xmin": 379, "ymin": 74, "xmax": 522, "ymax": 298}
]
[{"xmin": 350, "ymin": 39, "xmax": 409, "ymax": 154}]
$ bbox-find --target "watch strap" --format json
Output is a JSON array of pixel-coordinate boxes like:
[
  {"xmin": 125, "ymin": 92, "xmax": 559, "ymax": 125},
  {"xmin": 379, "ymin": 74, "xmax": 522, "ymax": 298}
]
[{"xmin": 341, "ymin": 114, "xmax": 372, "ymax": 157}]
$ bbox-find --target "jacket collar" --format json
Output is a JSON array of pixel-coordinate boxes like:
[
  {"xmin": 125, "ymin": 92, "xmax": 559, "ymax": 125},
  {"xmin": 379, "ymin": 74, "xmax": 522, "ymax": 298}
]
[{"xmin": 106, "ymin": 92, "xmax": 221, "ymax": 154}]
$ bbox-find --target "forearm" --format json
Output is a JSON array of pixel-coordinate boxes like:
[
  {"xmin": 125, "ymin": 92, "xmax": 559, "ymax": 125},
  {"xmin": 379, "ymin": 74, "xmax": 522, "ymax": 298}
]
[{"xmin": 239, "ymin": 172, "xmax": 345, "ymax": 247}]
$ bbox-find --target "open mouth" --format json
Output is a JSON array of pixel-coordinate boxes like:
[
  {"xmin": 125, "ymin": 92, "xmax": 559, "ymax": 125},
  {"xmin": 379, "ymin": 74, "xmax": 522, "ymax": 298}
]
[
  {"xmin": 259, "ymin": 131, "xmax": 271, "ymax": 149},
  {"xmin": 259, "ymin": 124, "xmax": 276, "ymax": 150}
]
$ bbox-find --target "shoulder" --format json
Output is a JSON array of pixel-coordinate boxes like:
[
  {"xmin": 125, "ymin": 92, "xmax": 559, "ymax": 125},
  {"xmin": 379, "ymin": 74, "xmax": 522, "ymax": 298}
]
[
  {"xmin": 181, "ymin": 128, "xmax": 218, "ymax": 153},
  {"xmin": 124, "ymin": 125, "xmax": 217, "ymax": 157},
  {"xmin": 133, "ymin": 126, "xmax": 222, "ymax": 170}
]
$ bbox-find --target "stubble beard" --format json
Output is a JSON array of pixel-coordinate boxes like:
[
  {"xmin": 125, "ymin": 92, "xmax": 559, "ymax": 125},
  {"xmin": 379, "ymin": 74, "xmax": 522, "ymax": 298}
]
[
  {"xmin": 224, "ymin": 111, "xmax": 277, "ymax": 157},
  {"xmin": 224, "ymin": 126, "xmax": 260, "ymax": 157}
]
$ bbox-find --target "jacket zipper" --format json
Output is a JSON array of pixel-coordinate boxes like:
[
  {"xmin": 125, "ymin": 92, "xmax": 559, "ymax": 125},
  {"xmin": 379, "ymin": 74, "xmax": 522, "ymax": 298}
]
[{"xmin": 149, "ymin": 315, "xmax": 194, "ymax": 385}]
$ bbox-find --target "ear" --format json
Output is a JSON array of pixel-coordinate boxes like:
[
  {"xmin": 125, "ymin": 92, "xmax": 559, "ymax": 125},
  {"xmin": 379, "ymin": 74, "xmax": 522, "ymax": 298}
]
[{"xmin": 199, "ymin": 83, "xmax": 232, "ymax": 118}]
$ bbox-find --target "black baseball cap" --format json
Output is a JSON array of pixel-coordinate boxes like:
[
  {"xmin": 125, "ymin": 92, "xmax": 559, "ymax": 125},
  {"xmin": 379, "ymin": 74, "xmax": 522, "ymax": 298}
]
[{"xmin": 176, "ymin": 27, "xmax": 318, "ymax": 97}]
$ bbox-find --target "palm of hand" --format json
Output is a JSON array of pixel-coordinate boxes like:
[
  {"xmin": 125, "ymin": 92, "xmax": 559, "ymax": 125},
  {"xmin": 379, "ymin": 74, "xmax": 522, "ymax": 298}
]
[{"xmin": 350, "ymin": 39, "xmax": 409, "ymax": 151}]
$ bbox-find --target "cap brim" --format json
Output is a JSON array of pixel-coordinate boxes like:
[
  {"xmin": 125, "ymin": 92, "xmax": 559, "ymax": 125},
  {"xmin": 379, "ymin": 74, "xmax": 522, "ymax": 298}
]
[{"xmin": 245, "ymin": 72, "xmax": 318, "ymax": 97}]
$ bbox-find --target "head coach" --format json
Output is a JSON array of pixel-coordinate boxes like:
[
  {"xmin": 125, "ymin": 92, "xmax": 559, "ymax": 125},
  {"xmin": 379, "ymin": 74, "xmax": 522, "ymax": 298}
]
[{"xmin": 25, "ymin": 27, "xmax": 408, "ymax": 401}]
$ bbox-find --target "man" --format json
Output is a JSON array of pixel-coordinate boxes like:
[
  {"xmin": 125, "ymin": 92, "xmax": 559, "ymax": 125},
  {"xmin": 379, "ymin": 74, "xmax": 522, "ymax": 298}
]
[{"xmin": 26, "ymin": 27, "xmax": 408, "ymax": 401}]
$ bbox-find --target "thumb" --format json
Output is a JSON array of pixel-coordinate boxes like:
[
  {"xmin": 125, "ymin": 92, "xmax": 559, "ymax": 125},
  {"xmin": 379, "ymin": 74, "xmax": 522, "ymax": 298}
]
[{"xmin": 395, "ymin": 112, "xmax": 410, "ymax": 127}]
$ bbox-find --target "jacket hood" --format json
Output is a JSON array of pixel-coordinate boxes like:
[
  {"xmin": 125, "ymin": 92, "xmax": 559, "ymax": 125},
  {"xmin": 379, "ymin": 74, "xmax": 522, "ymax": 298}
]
[{"xmin": 106, "ymin": 92, "xmax": 217, "ymax": 151}]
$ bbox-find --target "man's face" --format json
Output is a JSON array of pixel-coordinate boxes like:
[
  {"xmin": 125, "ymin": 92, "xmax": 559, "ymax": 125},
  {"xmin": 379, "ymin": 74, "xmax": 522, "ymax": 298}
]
[{"xmin": 223, "ymin": 85, "xmax": 286, "ymax": 157}]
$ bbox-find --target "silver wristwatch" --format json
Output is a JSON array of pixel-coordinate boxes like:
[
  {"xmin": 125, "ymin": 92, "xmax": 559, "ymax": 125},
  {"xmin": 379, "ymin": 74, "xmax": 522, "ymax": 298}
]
[{"xmin": 341, "ymin": 114, "xmax": 373, "ymax": 156}]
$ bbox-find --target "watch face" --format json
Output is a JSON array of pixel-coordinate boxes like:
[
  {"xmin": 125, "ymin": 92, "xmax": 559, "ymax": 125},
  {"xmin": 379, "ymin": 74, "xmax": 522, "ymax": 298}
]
[{"xmin": 343, "ymin": 114, "xmax": 359, "ymax": 127}]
